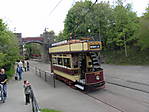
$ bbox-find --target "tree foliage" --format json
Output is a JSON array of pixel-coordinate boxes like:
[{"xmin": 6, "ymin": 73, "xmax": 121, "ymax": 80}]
[
  {"xmin": 138, "ymin": 5, "xmax": 149, "ymax": 50},
  {"xmin": 107, "ymin": 1, "xmax": 139, "ymax": 49},
  {"xmin": 0, "ymin": 19, "xmax": 19, "ymax": 69},
  {"xmin": 63, "ymin": 0, "xmax": 139, "ymax": 50},
  {"xmin": 24, "ymin": 43, "xmax": 42, "ymax": 58}
]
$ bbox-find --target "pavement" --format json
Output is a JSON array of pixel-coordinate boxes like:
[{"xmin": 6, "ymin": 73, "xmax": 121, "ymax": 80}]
[
  {"xmin": 0, "ymin": 61, "xmax": 122, "ymax": 112},
  {"xmin": 0, "ymin": 76, "xmax": 31, "ymax": 112}
]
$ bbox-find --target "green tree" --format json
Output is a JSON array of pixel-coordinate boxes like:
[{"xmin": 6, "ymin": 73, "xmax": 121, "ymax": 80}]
[
  {"xmin": 138, "ymin": 5, "xmax": 149, "ymax": 50},
  {"xmin": 24, "ymin": 43, "xmax": 42, "ymax": 58},
  {"xmin": 0, "ymin": 19, "xmax": 20, "ymax": 75},
  {"xmin": 64, "ymin": 0, "xmax": 93, "ymax": 39},
  {"xmin": 106, "ymin": 0, "xmax": 139, "ymax": 52},
  {"xmin": 55, "ymin": 31, "xmax": 66, "ymax": 42},
  {"xmin": 63, "ymin": 0, "xmax": 139, "ymax": 53},
  {"xmin": 64, "ymin": 0, "xmax": 113, "ymax": 41}
]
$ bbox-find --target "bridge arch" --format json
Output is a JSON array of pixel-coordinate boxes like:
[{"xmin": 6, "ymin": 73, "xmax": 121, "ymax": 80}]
[
  {"xmin": 15, "ymin": 31, "xmax": 55, "ymax": 62},
  {"xmin": 22, "ymin": 37, "xmax": 44, "ymax": 44}
]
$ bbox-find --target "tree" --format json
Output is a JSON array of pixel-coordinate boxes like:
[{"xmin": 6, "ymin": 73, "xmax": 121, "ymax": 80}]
[
  {"xmin": 64, "ymin": 0, "xmax": 93, "ymax": 39},
  {"xmin": 64, "ymin": 0, "xmax": 113, "ymax": 41},
  {"xmin": 63, "ymin": 0, "xmax": 139, "ymax": 53},
  {"xmin": 106, "ymin": 0, "xmax": 139, "ymax": 52},
  {"xmin": 55, "ymin": 31, "xmax": 66, "ymax": 42},
  {"xmin": 138, "ymin": 5, "xmax": 149, "ymax": 50},
  {"xmin": 0, "ymin": 19, "xmax": 19, "ymax": 72},
  {"xmin": 24, "ymin": 43, "xmax": 42, "ymax": 58}
]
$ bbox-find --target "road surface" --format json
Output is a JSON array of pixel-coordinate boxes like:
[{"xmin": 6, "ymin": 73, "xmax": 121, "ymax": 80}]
[{"xmin": 1, "ymin": 61, "xmax": 149, "ymax": 112}]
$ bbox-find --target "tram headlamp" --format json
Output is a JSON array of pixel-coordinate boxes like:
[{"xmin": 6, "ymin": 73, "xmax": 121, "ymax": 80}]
[{"xmin": 96, "ymin": 76, "xmax": 100, "ymax": 80}]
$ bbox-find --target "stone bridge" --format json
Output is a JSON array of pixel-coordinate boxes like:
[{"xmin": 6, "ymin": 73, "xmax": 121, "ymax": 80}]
[
  {"xmin": 14, "ymin": 31, "xmax": 54, "ymax": 62},
  {"xmin": 22, "ymin": 37, "xmax": 44, "ymax": 44}
]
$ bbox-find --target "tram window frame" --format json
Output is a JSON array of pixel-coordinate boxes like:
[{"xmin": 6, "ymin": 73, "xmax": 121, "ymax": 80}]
[
  {"xmin": 63, "ymin": 58, "xmax": 71, "ymax": 68},
  {"xmin": 72, "ymin": 54, "xmax": 79, "ymax": 68},
  {"xmin": 57, "ymin": 58, "xmax": 63, "ymax": 65},
  {"xmin": 52, "ymin": 58, "xmax": 57, "ymax": 64}
]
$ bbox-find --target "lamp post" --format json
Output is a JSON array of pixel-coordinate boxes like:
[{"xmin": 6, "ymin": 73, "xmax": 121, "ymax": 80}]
[
  {"xmin": 123, "ymin": 29, "xmax": 128, "ymax": 57},
  {"xmin": 88, "ymin": 29, "xmax": 91, "ymax": 38},
  {"xmin": 124, "ymin": 34, "xmax": 128, "ymax": 57}
]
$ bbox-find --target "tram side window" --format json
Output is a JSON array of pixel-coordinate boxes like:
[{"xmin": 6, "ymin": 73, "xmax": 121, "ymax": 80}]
[
  {"xmin": 72, "ymin": 55, "xmax": 78, "ymax": 68},
  {"xmin": 58, "ymin": 58, "xmax": 63, "ymax": 65},
  {"xmin": 52, "ymin": 58, "xmax": 57, "ymax": 64},
  {"xmin": 64, "ymin": 58, "xmax": 71, "ymax": 68}
]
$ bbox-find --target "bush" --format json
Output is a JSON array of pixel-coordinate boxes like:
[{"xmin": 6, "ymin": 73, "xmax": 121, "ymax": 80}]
[
  {"xmin": 102, "ymin": 48, "xmax": 149, "ymax": 65},
  {"xmin": 6, "ymin": 64, "xmax": 15, "ymax": 79}
]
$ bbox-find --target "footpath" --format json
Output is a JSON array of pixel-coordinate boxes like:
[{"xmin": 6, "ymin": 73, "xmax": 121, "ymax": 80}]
[{"xmin": 0, "ymin": 61, "xmax": 121, "ymax": 112}]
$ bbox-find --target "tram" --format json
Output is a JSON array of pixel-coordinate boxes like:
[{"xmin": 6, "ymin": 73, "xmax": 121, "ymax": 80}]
[{"xmin": 49, "ymin": 38, "xmax": 105, "ymax": 90}]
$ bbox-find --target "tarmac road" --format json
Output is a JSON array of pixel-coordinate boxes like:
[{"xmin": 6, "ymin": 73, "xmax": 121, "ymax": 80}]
[
  {"xmin": 30, "ymin": 61, "xmax": 149, "ymax": 112},
  {"xmin": 1, "ymin": 61, "xmax": 149, "ymax": 112},
  {"xmin": 0, "ymin": 61, "xmax": 120, "ymax": 112}
]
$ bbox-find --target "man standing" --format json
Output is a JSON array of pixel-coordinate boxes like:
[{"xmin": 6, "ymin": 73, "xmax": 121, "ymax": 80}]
[{"xmin": 0, "ymin": 68, "xmax": 8, "ymax": 99}]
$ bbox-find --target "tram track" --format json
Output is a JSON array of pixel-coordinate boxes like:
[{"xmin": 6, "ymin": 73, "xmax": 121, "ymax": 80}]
[
  {"xmin": 84, "ymin": 92, "xmax": 126, "ymax": 112},
  {"xmin": 106, "ymin": 81, "xmax": 149, "ymax": 94},
  {"xmin": 80, "ymin": 80, "xmax": 149, "ymax": 112}
]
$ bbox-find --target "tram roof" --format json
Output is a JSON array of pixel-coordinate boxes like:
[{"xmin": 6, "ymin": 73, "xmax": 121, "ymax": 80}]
[{"xmin": 49, "ymin": 39, "xmax": 102, "ymax": 54}]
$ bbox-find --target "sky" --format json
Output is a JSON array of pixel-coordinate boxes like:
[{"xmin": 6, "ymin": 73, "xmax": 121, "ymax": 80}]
[{"xmin": 0, "ymin": 0, "xmax": 148, "ymax": 37}]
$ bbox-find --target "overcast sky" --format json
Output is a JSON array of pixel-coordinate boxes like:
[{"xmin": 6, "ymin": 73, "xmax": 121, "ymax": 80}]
[{"xmin": 0, "ymin": 0, "xmax": 148, "ymax": 37}]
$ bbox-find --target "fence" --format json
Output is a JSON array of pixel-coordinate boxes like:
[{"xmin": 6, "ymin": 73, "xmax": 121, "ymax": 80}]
[
  {"xmin": 29, "ymin": 86, "xmax": 40, "ymax": 112},
  {"xmin": 35, "ymin": 67, "xmax": 56, "ymax": 88}
]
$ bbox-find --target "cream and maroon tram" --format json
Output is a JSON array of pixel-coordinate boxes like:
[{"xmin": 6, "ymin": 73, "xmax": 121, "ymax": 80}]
[{"xmin": 49, "ymin": 39, "xmax": 105, "ymax": 90}]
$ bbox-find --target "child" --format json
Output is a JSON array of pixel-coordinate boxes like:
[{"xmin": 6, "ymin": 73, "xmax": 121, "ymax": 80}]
[{"xmin": 23, "ymin": 80, "xmax": 31, "ymax": 105}]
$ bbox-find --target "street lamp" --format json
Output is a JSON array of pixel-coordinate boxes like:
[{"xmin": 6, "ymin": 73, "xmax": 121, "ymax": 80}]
[
  {"xmin": 88, "ymin": 29, "xmax": 91, "ymax": 38},
  {"xmin": 88, "ymin": 29, "xmax": 91, "ymax": 33}
]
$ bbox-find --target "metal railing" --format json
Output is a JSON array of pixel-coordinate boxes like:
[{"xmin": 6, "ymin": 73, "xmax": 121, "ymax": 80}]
[
  {"xmin": 29, "ymin": 86, "xmax": 40, "ymax": 112},
  {"xmin": 0, "ymin": 84, "xmax": 5, "ymax": 103},
  {"xmin": 35, "ymin": 67, "xmax": 56, "ymax": 88}
]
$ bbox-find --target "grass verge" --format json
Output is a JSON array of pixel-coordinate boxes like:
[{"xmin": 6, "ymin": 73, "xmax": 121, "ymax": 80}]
[{"xmin": 40, "ymin": 108, "xmax": 62, "ymax": 112}]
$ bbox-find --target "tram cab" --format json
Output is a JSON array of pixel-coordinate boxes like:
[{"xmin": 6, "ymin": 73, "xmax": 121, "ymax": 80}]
[{"xmin": 49, "ymin": 38, "xmax": 105, "ymax": 90}]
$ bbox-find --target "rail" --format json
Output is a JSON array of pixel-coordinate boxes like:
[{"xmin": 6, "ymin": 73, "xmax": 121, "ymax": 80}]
[
  {"xmin": 35, "ymin": 67, "xmax": 56, "ymax": 88},
  {"xmin": 29, "ymin": 86, "xmax": 40, "ymax": 112}
]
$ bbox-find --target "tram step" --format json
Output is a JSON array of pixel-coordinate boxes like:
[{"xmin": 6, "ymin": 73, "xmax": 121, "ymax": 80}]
[
  {"xmin": 93, "ymin": 66, "xmax": 101, "ymax": 69},
  {"xmin": 75, "ymin": 84, "xmax": 84, "ymax": 90},
  {"xmin": 92, "ymin": 57, "xmax": 98, "ymax": 60},
  {"xmin": 93, "ymin": 62, "xmax": 99, "ymax": 65},
  {"xmin": 91, "ymin": 55, "xmax": 97, "ymax": 58}
]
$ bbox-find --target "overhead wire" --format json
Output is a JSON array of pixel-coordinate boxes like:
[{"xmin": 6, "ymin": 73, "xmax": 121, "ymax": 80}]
[{"xmin": 49, "ymin": 0, "xmax": 64, "ymax": 16}]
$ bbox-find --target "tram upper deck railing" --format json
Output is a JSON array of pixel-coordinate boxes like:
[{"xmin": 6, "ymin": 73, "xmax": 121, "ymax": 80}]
[{"xmin": 49, "ymin": 39, "xmax": 102, "ymax": 54}]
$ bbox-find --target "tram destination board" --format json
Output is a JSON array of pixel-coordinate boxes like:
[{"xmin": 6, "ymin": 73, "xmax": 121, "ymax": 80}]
[{"xmin": 90, "ymin": 45, "xmax": 100, "ymax": 49}]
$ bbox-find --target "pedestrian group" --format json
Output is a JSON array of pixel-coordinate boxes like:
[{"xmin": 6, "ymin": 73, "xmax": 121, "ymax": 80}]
[
  {"xmin": 15, "ymin": 60, "xmax": 30, "ymax": 80},
  {"xmin": 0, "ymin": 60, "xmax": 31, "ymax": 104}
]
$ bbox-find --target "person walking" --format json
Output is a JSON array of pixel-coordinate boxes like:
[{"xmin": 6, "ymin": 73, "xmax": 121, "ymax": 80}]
[
  {"xmin": 18, "ymin": 60, "xmax": 23, "ymax": 68},
  {"xmin": 16, "ymin": 65, "xmax": 23, "ymax": 80},
  {"xmin": 23, "ymin": 60, "xmax": 27, "ymax": 72},
  {"xmin": 0, "ymin": 68, "xmax": 8, "ymax": 100},
  {"xmin": 27, "ymin": 61, "xmax": 30, "ymax": 71}
]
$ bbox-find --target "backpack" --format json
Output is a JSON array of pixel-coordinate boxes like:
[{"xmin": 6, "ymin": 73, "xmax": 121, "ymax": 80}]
[{"xmin": 17, "ymin": 67, "xmax": 22, "ymax": 73}]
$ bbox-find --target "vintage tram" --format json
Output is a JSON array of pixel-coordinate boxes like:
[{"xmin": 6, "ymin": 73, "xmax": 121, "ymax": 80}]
[{"xmin": 49, "ymin": 39, "xmax": 105, "ymax": 90}]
